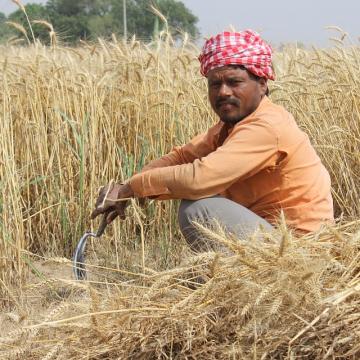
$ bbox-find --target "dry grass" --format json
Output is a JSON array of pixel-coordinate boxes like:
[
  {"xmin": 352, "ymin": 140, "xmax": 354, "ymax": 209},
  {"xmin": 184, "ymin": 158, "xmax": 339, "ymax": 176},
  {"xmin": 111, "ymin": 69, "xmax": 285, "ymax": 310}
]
[
  {"xmin": 0, "ymin": 31, "xmax": 360, "ymax": 359},
  {"xmin": 0, "ymin": 222, "xmax": 359, "ymax": 359}
]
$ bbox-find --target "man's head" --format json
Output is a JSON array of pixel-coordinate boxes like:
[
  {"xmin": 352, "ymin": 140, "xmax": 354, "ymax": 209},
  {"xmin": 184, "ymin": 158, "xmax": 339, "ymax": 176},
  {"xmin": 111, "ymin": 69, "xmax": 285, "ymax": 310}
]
[
  {"xmin": 199, "ymin": 30, "xmax": 275, "ymax": 124},
  {"xmin": 207, "ymin": 65, "xmax": 268, "ymax": 124}
]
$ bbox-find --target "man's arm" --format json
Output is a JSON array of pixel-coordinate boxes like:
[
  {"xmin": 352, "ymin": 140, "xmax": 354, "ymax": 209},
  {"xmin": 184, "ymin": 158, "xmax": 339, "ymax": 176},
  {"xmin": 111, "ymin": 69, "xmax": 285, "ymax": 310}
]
[
  {"xmin": 91, "ymin": 119, "xmax": 279, "ymax": 224},
  {"xmin": 90, "ymin": 122, "xmax": 224, "ymax": 223},
  {"xmin": 129, "ymin": 119, "xmax": 280, "ymax": 200}
]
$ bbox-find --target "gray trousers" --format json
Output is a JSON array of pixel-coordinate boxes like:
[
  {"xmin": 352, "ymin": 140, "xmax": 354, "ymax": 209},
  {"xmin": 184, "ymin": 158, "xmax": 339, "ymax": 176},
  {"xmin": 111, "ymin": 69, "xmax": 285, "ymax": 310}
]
[{"xmin": 178, "ymin": 196, "xmax": 273, "ymax": 252}]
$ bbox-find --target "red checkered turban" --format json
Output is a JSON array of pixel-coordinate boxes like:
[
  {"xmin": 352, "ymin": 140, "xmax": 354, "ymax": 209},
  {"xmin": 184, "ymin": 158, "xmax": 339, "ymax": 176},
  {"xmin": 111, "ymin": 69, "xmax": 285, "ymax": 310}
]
[{"xmin": 198, "ymin": 30, "xmax": 275, "ymax": 80}]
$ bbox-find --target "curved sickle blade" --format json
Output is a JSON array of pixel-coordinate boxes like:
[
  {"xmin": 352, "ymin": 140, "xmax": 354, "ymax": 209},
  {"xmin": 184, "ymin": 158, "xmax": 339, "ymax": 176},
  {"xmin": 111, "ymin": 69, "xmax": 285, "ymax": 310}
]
[
  {"xmin": 73, "ymin": 232, "xmax": 97, "ymax": 280},
  {"xmin": 73, "ymin": 214, "xmax": 108, "ymax": 280}
]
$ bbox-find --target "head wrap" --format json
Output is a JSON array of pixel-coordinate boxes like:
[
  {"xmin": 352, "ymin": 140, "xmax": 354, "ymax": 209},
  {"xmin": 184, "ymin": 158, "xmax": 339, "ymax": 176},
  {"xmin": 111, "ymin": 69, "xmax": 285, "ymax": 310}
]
[{"xmin": 198, "ymin": 29, "xmax": 275, "ymax": 80}]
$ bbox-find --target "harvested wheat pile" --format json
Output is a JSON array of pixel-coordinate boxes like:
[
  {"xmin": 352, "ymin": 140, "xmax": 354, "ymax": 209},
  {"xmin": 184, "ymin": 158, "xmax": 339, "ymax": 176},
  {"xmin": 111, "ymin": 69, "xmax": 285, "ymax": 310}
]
[{"xmin": 1, "ymin": 221, "xmax": 359, "ymax": 359}]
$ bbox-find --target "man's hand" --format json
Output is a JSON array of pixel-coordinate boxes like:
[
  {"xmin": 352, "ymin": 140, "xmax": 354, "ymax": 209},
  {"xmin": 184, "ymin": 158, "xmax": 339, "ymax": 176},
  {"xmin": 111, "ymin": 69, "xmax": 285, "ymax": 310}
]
[{"xmin": 91, "ymin": 182, "xmax": 134, "ymax": 225}]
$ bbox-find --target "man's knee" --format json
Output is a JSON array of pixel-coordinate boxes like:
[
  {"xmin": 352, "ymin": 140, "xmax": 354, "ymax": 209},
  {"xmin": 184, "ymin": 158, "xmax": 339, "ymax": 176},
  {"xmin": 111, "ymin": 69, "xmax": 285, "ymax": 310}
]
[
  {"xmin": 178, "ymin": 196, "xmax": 274, "ymax": 252},
  {"xmin": 178, "ymin": 199, "xmax": 212, "ymax": 250},
  {"xmin": 178, "ymin": 198, "xmax": 213, "ymax": 230},
  {"xmin": 179, "ymin": 199, "xmax": 202, "ymax": 233}
]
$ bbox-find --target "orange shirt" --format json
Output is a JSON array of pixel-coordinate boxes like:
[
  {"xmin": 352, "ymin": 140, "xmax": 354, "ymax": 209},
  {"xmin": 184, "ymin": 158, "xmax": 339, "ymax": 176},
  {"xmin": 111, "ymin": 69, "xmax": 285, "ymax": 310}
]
[{"xmin": 129, "ymin": 96, "xmax": 334, "ymax": 232}]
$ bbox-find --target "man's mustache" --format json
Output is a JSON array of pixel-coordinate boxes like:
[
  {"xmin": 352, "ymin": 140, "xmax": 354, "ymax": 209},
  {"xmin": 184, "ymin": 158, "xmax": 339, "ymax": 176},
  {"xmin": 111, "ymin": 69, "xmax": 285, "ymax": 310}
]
[{"xmin": 216, "ymin": 98, "xmax": 240, "ymax": 108}]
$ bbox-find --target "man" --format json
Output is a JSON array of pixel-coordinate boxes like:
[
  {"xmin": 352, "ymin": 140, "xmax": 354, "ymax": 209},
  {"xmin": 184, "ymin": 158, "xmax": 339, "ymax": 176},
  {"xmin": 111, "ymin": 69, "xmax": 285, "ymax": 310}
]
[{"xmin": 91, "ymin": 30, "xmax": 334, "ymax": 251}]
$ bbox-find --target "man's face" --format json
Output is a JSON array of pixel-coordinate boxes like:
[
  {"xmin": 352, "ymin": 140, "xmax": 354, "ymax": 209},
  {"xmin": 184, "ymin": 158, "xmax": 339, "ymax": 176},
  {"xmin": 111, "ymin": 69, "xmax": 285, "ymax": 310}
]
[{"xmin": 208, "ymin": 66, "xmax": 267, "ymax": 124}]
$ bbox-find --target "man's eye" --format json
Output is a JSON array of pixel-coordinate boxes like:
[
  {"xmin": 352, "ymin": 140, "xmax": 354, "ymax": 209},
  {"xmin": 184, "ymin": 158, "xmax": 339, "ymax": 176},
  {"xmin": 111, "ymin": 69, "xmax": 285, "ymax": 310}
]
[{"xmin": 229, "ymin": 80, "xmax": 242, "ymax": 85}]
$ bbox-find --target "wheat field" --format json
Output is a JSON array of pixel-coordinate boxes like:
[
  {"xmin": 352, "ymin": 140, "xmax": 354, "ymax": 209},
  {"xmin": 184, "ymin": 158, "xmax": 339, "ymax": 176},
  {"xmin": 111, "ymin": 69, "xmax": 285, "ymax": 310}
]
[{"xmin": 0, "ymin": 30, "xmax": 360, "ymax": 359}]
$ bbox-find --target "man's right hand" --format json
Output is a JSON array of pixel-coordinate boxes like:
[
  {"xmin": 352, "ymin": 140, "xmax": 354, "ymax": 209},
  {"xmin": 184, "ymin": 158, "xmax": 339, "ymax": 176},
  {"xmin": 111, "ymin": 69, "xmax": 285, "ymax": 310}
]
[{"xmin": 91, "ymin": 182, "xmax": 134, "ymax": 225}]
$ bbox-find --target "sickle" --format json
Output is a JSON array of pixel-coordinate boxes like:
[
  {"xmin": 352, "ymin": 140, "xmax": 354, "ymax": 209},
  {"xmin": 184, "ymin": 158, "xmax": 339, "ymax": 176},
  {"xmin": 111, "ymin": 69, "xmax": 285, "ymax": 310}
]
[{"xmin": 72, "ymin": 214, "xmax": 108, "ymax": 280}]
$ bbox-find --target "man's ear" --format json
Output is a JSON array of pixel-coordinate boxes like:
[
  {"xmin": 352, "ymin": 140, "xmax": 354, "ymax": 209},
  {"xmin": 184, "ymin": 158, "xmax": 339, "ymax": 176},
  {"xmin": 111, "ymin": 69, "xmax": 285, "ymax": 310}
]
[{"xmin": 259, "ymin": 78, "xmax": 268, "ymax": 96}]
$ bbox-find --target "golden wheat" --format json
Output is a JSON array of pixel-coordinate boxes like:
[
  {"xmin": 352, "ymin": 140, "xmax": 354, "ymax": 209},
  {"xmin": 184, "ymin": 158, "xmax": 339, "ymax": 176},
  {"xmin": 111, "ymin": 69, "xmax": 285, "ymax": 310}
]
[{"xmin": 0, "ymin": 33, "xmax": 359, "ymax": 358}]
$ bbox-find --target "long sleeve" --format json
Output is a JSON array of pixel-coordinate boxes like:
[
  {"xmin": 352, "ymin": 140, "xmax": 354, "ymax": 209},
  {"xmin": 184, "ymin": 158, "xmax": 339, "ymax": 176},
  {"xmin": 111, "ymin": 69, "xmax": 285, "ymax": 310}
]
[{"xmin": 129, "ymin": 118, "xmax": 279, "ymax": 200}]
